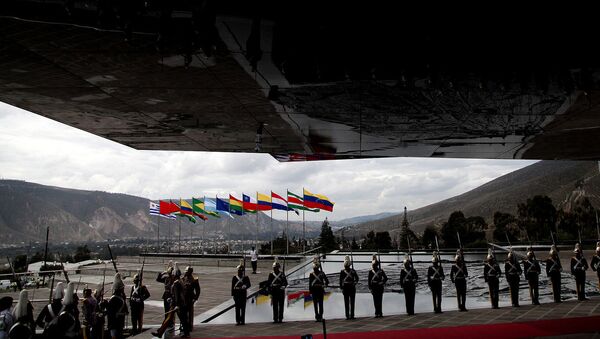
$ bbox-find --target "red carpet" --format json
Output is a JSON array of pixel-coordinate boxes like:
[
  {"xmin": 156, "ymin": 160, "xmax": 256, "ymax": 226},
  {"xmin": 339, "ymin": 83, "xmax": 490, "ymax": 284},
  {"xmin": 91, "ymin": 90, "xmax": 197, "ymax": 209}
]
[{"xmin": 201, "ymin": 315, "xmax": 600, "ymax": 339}]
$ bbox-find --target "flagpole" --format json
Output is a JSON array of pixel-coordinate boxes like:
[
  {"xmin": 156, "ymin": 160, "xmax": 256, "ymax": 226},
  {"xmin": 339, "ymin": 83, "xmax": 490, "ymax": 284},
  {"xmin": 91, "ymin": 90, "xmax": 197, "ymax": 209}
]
[
  {"xmin": 270, "ymin": 192, "xmax": 273, "ymax": 256},
  {"xmin": 228, "ymin": 195, "xmax": 232, "ymax": 254},
  {"xmin": 256, "ymin": 192, "xmax": 259, "ymax": 249},
  {"xmin": 302, "ymin": 209, "xmax": 306, "ymax": 254},
  {"xmin": 215, "ymin": 195, "xmax": 218, "ymax": 254},
  {"xmin": 286, "ymin": 202, "xmax": 289, "ymax": 256},
  {"xmin": 203, "ymin": 196, "xmax": 207, "ymax": 255},
  {"xmin": 302, "ymin": 187, "xmax": 306, "ymax": 254},
  {"xmin": 157, "ymin": 211, "xmax": 160, "ymax": 252},
  {"xmin": 178, "ymin": 198, "xmax": 182, "ymax": 255}
]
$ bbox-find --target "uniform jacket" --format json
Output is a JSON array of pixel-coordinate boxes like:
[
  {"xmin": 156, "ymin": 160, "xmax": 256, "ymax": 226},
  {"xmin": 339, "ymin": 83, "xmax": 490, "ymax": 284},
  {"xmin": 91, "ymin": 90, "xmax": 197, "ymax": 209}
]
[
  {"xmin": 309, "ymin": 270, "xmax": 329, "ymax": 294},
  {"xmin": 339, "ymin": 268, "xmax": 359, "ymax": 289},
  {"xmin": 571, "ymin": 256, "xmax": 589, "ymax": 275},
  {"xmin": 231, "ymin": 275, "xmax": 251, "ymax": 297},
  {"xmin": 484, "ymin": 262, "xmax": 501, "ymax": 282},
  {"xmin": 450, "ymin": 263, "xmax": 468, "ymax": 283},
  {"xmin": 368, "ymin": 268, "xmax": 388, "ymax": 291},
  {"xmin": 267, "ymin": 271, "xmax": 288, "ymax": 294},
  {"xmin": 400, "ymin": 266, "xmax": 418, "ymax": 288},
  {"xmin": 427, "ymin": 265, "xmax": 445, "ymax": 286},
  {"xmin": 504, "ymin": 259, "xmax": 522, "ymax": 282},
  {"xmin": 522, "ymin": 258, "xmax": 541, "ymax": 280},
  {"xmin": 545, "ymin": 255, "xmax": 562, "ymax": 276}
]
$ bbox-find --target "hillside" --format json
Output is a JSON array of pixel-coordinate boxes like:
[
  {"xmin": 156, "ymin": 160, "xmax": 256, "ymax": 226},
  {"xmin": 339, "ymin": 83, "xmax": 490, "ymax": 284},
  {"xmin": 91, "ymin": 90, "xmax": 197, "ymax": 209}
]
[
  {"xmin": 0, "ymin": 180, "xmax": 320, "ymax": 243},
  {"xmin": 345, "ymin": 161, "xmax": 600, "ymax": 239}
]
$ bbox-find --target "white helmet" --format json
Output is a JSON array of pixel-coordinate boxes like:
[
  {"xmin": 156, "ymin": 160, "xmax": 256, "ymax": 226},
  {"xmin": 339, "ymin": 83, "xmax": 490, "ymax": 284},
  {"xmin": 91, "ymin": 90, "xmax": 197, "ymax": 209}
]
[{"xmin": 343, "ymin": 256, "xmax": 351, "ymax": 268}]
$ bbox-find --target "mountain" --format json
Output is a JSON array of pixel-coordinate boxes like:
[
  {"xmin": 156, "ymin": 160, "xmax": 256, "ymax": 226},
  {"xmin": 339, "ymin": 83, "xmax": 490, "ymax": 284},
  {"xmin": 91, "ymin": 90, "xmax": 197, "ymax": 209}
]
[
  {"xmin": 328, "ymin": 213, "xmax": 397, "ymax": 229},
  {"xmin": 345, "ymin": 161, "xmax": 600, "ymax": 239},
  {"xmin": 0, "ymin": 180, "xmax": 320, "ymax": 243}
]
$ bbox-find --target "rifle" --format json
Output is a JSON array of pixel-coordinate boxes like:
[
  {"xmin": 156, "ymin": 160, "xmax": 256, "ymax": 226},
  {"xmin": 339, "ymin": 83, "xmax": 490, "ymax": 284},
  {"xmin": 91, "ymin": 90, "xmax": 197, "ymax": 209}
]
[
  {"xmin": 6, "ymin": 256, "xmax": 21, "ymax": 291},
  {"xmin": 407, "ymin": 236, "xmax": 413, "ymax": 262},
  {"xmin": 100, "ymin": 263, "xmax": 107, "ymax": 301},
  {"xmin": 107, "ymin": 244, "xmax": 118, "ymax": 273},
  {"xmin": 505, "ymin": 232, "xmax": 512, "ymax": 250},
  {"xmin": 457, "ymin": 232, "xmax": 463, "ymax": 251},
  {"xmin": 578, "ymin": 229, "xmax": 583, "ymax": 255},
  {"xmin": 350, "ymin": 244, "xmax": 354, "ymax": 270},
  {"xmin": 75, "ymin": 274, "xmax": 83, "ymax": 295},
  {"xmin": 434, "ymin": 235, "xmax": 440, "ymax": 261},
  {"xmin": 48, "ymin": 273, "xmax": 55, "ymax": 304},
  {"xmin": 59, "ymin": 254, "xmax": 70, "ymax": 283}
]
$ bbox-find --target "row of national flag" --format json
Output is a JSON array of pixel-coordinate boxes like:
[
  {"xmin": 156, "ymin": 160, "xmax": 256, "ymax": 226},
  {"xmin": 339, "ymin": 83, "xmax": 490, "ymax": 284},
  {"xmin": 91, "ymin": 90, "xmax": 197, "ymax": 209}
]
[{"xmin": 149, "ymin": 189, "xmax": 334, "ymax": 222}]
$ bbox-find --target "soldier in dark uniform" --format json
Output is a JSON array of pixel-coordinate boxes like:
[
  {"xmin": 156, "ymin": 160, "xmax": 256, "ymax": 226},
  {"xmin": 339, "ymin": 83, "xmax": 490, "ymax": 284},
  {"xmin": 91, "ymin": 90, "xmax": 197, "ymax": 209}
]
[
  {"xmin": 171, "ymin": 265, "xmax": 189, "ymax": 338},
  {"xmin": 483, "ymin": 251, "xmax": 501, "ymax": 309},
  {"xmin": 399, "ymin": 255, "xmax": 418, "ymax": 315},
  {"xmin": 82, "ymin": 287, "xmax": 97, "ymax": 339},
  {"xmin": 450, "ymin": 253, "xmax": 468, "ymax": 311},
  {"xmin": 231, "ymin": 260, "xmax": 251, "ymax": 325},
  {"xmin": 591, "ymin": 243, "xmax": 600, "ymax": 290},
  {"xmin": 427, "ymin": 252, "xmax": 445, "ymax": 313},
  {"xmin": 545, "ymin": 245, "xmax": 562, "ymax": 303},
  {"xmin": 107, "ymin": 273, "xmax": 128, "ymax": 339},
  {"xmin": 522, "ymin": 247, "xmax": 541, "ymax": 305},
  {"xmin": 339, "ymin": 255, "xmax": 358, "ymax": 320},
  {"xmin": 570, "ymin": 243, "xmax": 589, "ymax": 301},
  {"xmin": 505, "ymin": 251, "xmax": 522, "ymax": 307},
  {"xmin": 368, "ymin": 256, "xmax": 387, "ymax": 318},
  {"xmin": 129, "ymin": 273, "xmax": 150, "ymax": 334},
  {"xmin": 36, "ymin": 282, "xmax": 64, "ymax": 331},
  {"xmin": 9, "ymin": 289, "xmax": 35, "ymax": 339},
  {"xmin": 267, "ymin": 259, "xmax": 288, "ymax": 323},
  {"xmin": 181, "ymin": 266, "xmax": 201, "ymax": 330},
  {"xmin": 156, "ymin": 263, "xmax": 175, "ymax": 315},
  {"xmin": 93, "ymin": 288, "xmax": 107, "ymax": 339},
  {"xmin": 56, "ymin": 282, "xmax": 81, "ymax": 339},
  {"xmin": 309, "ymin": 259, "xmax": 329, "ymax": 322}
]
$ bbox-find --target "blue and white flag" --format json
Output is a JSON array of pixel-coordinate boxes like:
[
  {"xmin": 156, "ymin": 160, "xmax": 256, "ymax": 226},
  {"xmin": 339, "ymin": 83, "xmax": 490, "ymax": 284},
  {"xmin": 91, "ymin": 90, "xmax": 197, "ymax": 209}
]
[{"xmin": 149, "ymin": 201, "xmax": 176, "ymax": 220}]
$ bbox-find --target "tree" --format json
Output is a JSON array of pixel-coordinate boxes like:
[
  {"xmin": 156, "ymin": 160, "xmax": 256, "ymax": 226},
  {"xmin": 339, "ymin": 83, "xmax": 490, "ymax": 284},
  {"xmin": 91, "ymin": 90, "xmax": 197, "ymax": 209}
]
[
  {"xmin": 441, "ymin": 211, "xmax": 466, "ymax": 248},
  {"xmin": 517, "ymin": 195, "xmax": 557, "ymax": 241},
  {"xmin": 493, "ymin": 211, "xmax": 519, "ymax": 242},
  {"xmin": 74, "ymin": 245, "xmax": 91, "ymax": 262},
  {"xmin": 361, "ymin": 231, "xmax": 377, "ymax": 250},
  {"xmin": 374, "ymin": 231, "xmax": 392, "ymax": 250},
  {"xmin": 399, "ymin": 207, "xmax": 419, "ymax": 249},
  {"xmin": 318, "ymin": 217, "xmax": 337, "ymax": 252},
  {"xmin": 422, "ymin": 226, "xmax": 439, "ymax": 249},
  {"xmin": 351, "ymin": 237, "xmax": 359, "ymax": 250}
]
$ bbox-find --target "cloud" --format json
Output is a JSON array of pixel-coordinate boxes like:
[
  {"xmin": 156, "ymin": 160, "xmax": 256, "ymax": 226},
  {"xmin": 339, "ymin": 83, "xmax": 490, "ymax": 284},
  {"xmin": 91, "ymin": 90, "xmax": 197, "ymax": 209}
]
[{"xmin": 0, "ymin": 101, "xmax": 537, "ymax": 221}]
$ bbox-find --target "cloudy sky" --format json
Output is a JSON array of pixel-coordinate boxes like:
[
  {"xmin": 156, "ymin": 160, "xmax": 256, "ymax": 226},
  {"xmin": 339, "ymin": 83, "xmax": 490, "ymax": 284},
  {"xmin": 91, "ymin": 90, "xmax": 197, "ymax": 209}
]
[{"xmin": 0, "ymin": 101, "xmax": 537, "ymax": 221}]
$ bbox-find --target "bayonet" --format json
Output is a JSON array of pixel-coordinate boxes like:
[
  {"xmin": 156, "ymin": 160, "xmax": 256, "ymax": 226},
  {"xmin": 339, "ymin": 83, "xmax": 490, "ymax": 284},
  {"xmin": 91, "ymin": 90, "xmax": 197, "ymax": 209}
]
[{"xmin": 107, "ymin": 244, "xmax": 118, "ymax": 273}]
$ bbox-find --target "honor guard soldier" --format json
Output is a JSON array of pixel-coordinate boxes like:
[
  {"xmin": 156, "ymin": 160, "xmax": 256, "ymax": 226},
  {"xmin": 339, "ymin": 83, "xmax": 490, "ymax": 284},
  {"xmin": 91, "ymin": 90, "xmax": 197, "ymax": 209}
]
[
  {"xmin": 427, "ymin": 252, "xmax": 445, "ymax": 313},
  {"xmin": 82, "ymin": 287, "xmax": 98, "ymax": 339},
  {"xmin": 267, "ymin": 259, "xmax": 288, "ymax": 323},
  {"xmin": 484, "ymin": 250, "xmax": 501, "ymax": 309},
  {"xmin": 232, "ymin": 260, "xmax": 251, "ymax": 325},
  {"xmin": 0, "ymin": 296, "xmax": 14, "ymax": 339},
  {"xmin": 9, "ymin": 290, "xmax": 35, "ymax": 339},
  {"xmin": 107, "ymin": 273, "xmax": 128, "ymax": 339},
  {"xmin": 57, "ymin": 282, "xmax": 81, "ymax": 339},
  {"xmin": 505, "ymin": 250, "xmax": 522, "ymax": 307},
  {"xmin": 339, "ymin": 256, "xmax": 359, "ymax": 320},
  {"xmin": 546, "ymin": 245, "xmax": 562, "ymax": 303},
  {"xmin": 129, "ymin": 273, "xmax": 150, "ymax": 334},
  {"xmin": 591, "ymin": 243, "xmax": 600, "ymax": 290},
  {"xmin": 399, "ymin": 255, "xmax": 418, "ymax": 315},
  {"xmin": 36, "ymin": 282, "xmax": 64, "ymax": 331},
  {"xmin": 182, "ymin": 266, "xmax": 201, "ymax": 330},
  {"xmin": 309, "ymin": 258, "xmax": 329, "ymax": 322},
  {"xmin": 156, "ymin": 262, "xmax": 175, "ymax": 315},
  {"xmin": 571, "ymin": 243, "xmax": 589, "ymax": 300},
  {"xmin": 522, "ymin": 247, "xmax": 541, "ymax": 305},
  {"xmin": 368, "ymin": 256, "xmax": 387, "ymax": 318},
  {"xmin": 450, "ymin": 253, "xmax": 468, "ymax": 311}
]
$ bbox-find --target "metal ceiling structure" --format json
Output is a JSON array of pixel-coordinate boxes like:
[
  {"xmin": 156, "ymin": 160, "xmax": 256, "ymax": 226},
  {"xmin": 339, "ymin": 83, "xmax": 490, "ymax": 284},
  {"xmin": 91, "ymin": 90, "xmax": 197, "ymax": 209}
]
[{"xmin": 1, "ymin": 1, "xmax": 599, "ymax": 161}]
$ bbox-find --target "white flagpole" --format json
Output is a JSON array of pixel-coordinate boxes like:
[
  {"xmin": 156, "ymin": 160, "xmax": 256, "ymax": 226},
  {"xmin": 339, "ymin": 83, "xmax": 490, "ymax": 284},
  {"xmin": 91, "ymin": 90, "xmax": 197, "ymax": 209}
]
[
  {"xmin": 270, "ymin": 192, "xmax": 273, "ymax": 256},
  {"xmin": 156, "ymin": 208, "xmax": 160, "ymax": 252},
  {"xmin": 256, "ymin": 192, "xmax": 259, "ymax": 249},
  {"xmin": 286, "ymin": 190, "xmax": 289, "ymax": 256},
  {"xmin": 178, "ymin": 198, "xmax": 182, "ymax": 254}
]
